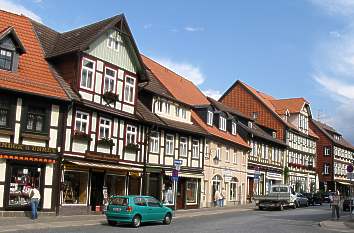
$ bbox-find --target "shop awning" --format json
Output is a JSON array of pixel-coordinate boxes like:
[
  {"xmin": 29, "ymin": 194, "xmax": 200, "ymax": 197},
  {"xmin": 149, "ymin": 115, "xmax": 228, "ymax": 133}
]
[
  {"xmin": 67, "ymin": 160, "xmax": 143, "ymax": 172},
  {"xmin": 337, "ymin": 181, "xmax": 352, "ymax": 186},
  {"xmin": 165, "ymin": 171, "xmax": 203, "ymax": 179}
]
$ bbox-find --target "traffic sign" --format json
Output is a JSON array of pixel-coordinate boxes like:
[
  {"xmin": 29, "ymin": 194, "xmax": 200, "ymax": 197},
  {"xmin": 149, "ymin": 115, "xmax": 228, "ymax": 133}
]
[
  {"xmin": 171, "ymin": 176, "xmax": 179, "ymax": 182},
  {"xmin": 347, "ymin": 164, "xmax": 353, "ymax": 173}
]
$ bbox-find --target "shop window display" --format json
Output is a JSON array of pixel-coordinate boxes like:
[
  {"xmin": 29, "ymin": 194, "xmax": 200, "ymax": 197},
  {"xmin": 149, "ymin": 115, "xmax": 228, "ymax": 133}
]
[
  {"xmin": 63, "ymin": 171, "xmax": 88, "ymax": 204},
  {"xmin": 186, "ymin": 179, "xmax": 198, "ymax": 204},
  {"xmin": 107, "ymin": 175, "xmax": 126, "ymax": 197},
  {"xmin": 8, "ymin": 165, "xmax": 42, "ymax": 208},
  {"xmin": 162, "ymin": 177, "xmax": 174, "ymax": 205}
]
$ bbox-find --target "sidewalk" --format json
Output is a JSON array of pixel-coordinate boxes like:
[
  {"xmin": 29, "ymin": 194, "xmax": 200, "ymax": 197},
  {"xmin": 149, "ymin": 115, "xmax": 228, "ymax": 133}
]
[
  {"xmin": 320, "ymin": 216, "xmax": 354, "ymax": 233},
  {"xmin": 0, "ymin": 204, "xmax": 254, "ymax": 232}
]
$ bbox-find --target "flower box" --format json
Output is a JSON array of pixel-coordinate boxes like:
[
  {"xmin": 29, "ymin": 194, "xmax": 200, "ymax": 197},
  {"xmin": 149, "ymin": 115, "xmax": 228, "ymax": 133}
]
[
  {"xmin": 98, "ymin": 138, "xmax": 115, "ymax": 147},
  {"xmin": 124, "ymin": 143, "xmax": 140, "ymax": 152},
  {"xmin": 103, "ymin": 91, "xmax": 119, "ymax": 104},
  {"xmin": 72, "ymin": 130, "xmax": 92, "ymax": 141}
]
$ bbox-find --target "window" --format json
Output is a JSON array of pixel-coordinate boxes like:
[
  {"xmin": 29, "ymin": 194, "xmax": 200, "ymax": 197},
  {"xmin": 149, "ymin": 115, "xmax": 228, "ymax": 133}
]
[
  {"xmin": 63, "ymin": 170, "xmax": 88, "ymax": 205},
  {"xmin": 215, "ymin": 147, "xmax": 221, "ymax": 160},
  {"xmin": 80, "ymin": 58, "xmax": 95, "ymax": 90},
  {"xmin": 124, "ymin": 76, "xmax": 135, "ymax": 104},
  {"xmin": 324, "ymin": 164, "xmax": 330, "ymax": 175},
  {"xmin": 26, "ymin": 106, "xmax": 46, "ymax": 133},
  {"xmin": 162, "ymin": 177, "xmax": 174, "ymax": 205},
  {"xmin": 324, "ymin": 146, "xmax": 331, "ymax": 156},
  {"xmin": 192, "ymin": 140, "xmax": 199, "ymax": 158},
  {"xmin": 181, "ymin": 108, "xmax": 187, "ymax": 119},
  {"xmin": 126, "ymin": 124, "xmax": 137, "ymax": 144},
  {"xmin": 272, "ymin": 132, "xmax": 277, "ymax": 138},
  {"xmin": 99, "ymin": 117, "xmax": 111, "ymax": 139},
  {"xmin": 334, "ymin": 134, "xmax": 341, "ymax": 141},
  {"xmin": 225, "ymin": 149, "xmax": 230, "ymax": 162},
  {"xmin": 134, "ymin": 197, "xmax": 147, "ymax": 206},
  {"xmin": 146, "ymin": 197, "xmax": 161, "ymax": 207},
  {"xmin": 149, "ymin": 131, "xmax": 160, "ymax": 153},
  {"xmin": 205, "ymin": 144, "xmax": 210, "ymax": 158},
  {"xmin": 230, "ymin": 178, "xmax": 238, "ymax": 201},
  {"xmin": 0, "ymin": 48, "xmax": 12, "ymax": 71},
  {"xmin": 233, "ymin": 152, "xmax": 237, "ymax": 164},
  {"xmin": 107, "ymin": 30, "xmax": 122, "ymax": 51},
  {"xmin": 186, "ymin": 180, "xmax": 198, "ymax": 204},
  {"xmin": 219, "ymin": 116, "xmax": 226, "ymax": 131},
  {"xmin": 231, "ymin": 122, "xmax": 237, "ymax": 135},
  {"xmin": 248, "ymin": 121, "xmax": 253, "ymax": 128},
  {"xmin": 164, "ymin": 102, "xmax": 170, "ymax": 114},
  {"xmin": 75, "ymin": 111, "xmax": 89, "ymax": 133},
  {"xmin": 207, "ymin": 111, "xmax": 213, "ymax": 126},
  {"xmin": 179, "ymin": 137, "xmax": 188, "ymax": 157},
  {"xmin": 104, "ymin": 67, "xmax": 116, "ymax": 93},
  {"xmin": 175, "ymin": 106, "xmax": 181, "ymax": 117},
  {"xmin": 165, "ymin": 134, "xmax": 174, "ymax": 155},
  {"xmin": 0, "ymin": 99, "xmax": 10, "ymax": 128}
]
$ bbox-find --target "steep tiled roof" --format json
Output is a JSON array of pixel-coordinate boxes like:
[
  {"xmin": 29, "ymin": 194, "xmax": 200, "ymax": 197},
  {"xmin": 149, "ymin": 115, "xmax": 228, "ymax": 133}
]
[
  {"xmin": 141, "ymin": 55, "xmax": 209, "ymax": 106},
  {"xmin": 0, "ymin": 10, "xmax": 69, "ymax": 101},
  {"xmin": 192, "ymin": 111, "xmax": 250, "ymax": 149},
  {"xmin": 270, "ymin": 98, "xmax": 308, "ymax": 114},
  {"xmin": 312, "ymin": 120, "xmax": 354, "ymax": 151},
  {"xmin": 207, "ymin": 97, "xmax": 250, "ymax": 120}
]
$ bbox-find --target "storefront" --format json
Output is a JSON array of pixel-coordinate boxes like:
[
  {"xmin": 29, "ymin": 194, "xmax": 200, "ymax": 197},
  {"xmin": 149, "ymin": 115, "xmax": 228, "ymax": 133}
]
[{"xmin": 0, "ymin": 154, "xmax": 57, "ymax": 215}]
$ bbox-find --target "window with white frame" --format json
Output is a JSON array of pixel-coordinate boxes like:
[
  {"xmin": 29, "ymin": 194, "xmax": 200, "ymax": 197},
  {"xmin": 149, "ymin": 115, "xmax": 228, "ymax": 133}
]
[
  {"xmin": 215, "ymin": 147, "xmax": 221, "ymax": 160},
  {"xmin": 229, "ymin": 178, "xmax": 238, "ymax": 201},
  {"xmin": 231, "ymin": 122, "xmax": 237, "ymax": 135},
  {"xmin": 233, "ymin": 152, "xmax": 237, "ymax": 164},
  {"xmin": 192, "ymin": 140, "xmax": 199, "ymax": 158},
  {"xmin": 179, "ymin": 137, "xmax": 188, "ymax": 157},
  {"xmin": 75, "ymin": 111, "xmax": 89, "ymax": 133},
  {"xmin": 207, "ymin": 111, "xmax": 213, "ymax": 126},
  {"xmin": 219, "ymin": 115, "xmax": 226, "ymax": 131},
  {"xmin": 80, "ymin": 58, "xmax": 95, "ymax": 90},
  {"xmin": 104, "ymin": 67, "xmax": 116, "ymax": 93},
  {"xmin": 126, "ymin": 124, "xmax": 137, "ymax": 144},
  {"xmin": 324, "ymin": 164, "xmax": 330, "ymax": 175},
  {"xmin": 324, "ymin": 146, "xmax": 331, "ymax": 156},
  {"xmin": 175, "ymin": 106, "xmax": 181, "ymax": 117},
  {"xmin": 107, "ymin": 30, "xmax": 122, "ymax": 51},
  {"xmin": 124, "ymin": 76, "xmax": 135, "ymax": 104},
  {"xmin": 225, "ymin": 149, "xmax": 230, "ymax": 162},
  {"xmin": 181, "ymin": 108, "xmax": 187, "ymax": 119},
  {"xmin": 99, "ymin": 117, "xmax": 111, "ymax": 139},
  {"xmin": 205, "ymin": 144, "xmax": 210, "ymax": 158},
  {"xmin": 164, "ymin": 102, "xmax": 170, "ymax": 114},
  {"xmin": 165, "ymin": 134, "xmax": 174, "ymax": 155},
  {"xmin": 149, "ymin": 131, "xmax": 160, "ymax": 153}
]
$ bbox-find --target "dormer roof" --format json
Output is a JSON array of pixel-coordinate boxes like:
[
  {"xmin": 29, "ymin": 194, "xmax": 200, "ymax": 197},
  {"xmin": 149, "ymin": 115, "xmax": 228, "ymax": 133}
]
[{"xmin": 0, "ymin": 26, "xmax": 26, "ymax": 54}]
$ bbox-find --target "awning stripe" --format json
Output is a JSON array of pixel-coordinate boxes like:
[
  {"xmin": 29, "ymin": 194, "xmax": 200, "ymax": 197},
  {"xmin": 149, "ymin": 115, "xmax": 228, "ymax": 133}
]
[{"xmin": 67, "ymin": 160, "xmax": 143, "ymax": 172}]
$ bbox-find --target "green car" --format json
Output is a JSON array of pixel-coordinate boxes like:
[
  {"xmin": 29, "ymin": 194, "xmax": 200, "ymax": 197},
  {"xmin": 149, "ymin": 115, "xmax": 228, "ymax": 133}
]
[{"xmin": 105, "ymin": 195, "xmax": 173, "ymax": 228}]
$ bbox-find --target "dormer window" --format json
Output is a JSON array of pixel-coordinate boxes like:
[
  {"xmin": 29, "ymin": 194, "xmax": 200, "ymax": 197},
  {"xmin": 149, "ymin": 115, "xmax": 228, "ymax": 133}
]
[
  {"xmin": 299, "ymin": 114, "xmax": 308, "ymax": 134},
  {"xmin": 207, "ymin": 111, "xmax": 213, "ymax": 126},
  {"xmin": 272, "ymin": 132, "xmax": 277, "ymax": 138},
  {"xmin": 231, "ymin": 121, "xmax": 237, "ymax": 135},
  {"xmin": 0, "ymin": 48, "xmax": 12, "ymax": 71},
  {"xmin": 219, "ymin": 116, "xmax": 226, "ymax": 131},
  {"xmin": 334, "ymin": 134, "xmax": 341, "ymax": 141},
  {"xmin": 107, "ymin": 29, "xmax": 122, "ymax": 51},
  {"xmin": 248, "ymin": 121, "xmax": 253, "ymax": 128}
]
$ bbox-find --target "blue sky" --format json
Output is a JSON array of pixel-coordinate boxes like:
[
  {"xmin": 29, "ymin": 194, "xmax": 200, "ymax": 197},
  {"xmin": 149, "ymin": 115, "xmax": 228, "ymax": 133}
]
[{"xmin": 1, "ymin": 0, "xmax": 354, "ymax": 142}]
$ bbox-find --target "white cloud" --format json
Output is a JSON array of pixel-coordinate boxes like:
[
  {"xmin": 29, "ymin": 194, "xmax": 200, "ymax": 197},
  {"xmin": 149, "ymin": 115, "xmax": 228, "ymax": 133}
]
[
  {"xmin": 143, "ymin": 24, "xmax": 152, "ymax": 29},
  {"xmin": 184, "ymin": 26, "xmax": 204, "ymax": 32},
  {"xmin": 311, "ymin": 0, "xmax": 354, "ymax": 142},
  {"xmin": 0, "ymin": 0, "xmax": 42, "ymax": 22},
  {"xmin": 202, "ymin": 89, "xmax": 222, "ymax": 100},
  {"xmin": 153, "ymin": 57, "xmax": 205, "ymax": 85}
]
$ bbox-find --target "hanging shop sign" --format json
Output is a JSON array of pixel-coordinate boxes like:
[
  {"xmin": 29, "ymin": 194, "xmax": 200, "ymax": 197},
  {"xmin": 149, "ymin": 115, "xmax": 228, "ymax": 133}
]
[{"xmin": 0, "ymin": 142, "xmax": 57, "ymax": 154}]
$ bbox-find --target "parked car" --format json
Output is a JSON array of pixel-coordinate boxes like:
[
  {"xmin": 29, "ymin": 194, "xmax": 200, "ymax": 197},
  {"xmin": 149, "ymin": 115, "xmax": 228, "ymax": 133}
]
[
  {"xmin": 343, "ymin": 198, "xmax": 354, "ymax": 212},
  {"xmin": 295, "ymin": 193, "xmax": 309, "ymax": 207},
  {"xmin": 302, "ymin": 192, "xmax": 322, "ymax": 206},
  {"xmin": 254, "ymin": 185, "xmax": 297, "ymax": 211},
  {"xmin": 323, "ymin": 192, "xmax": 335, "ymax": 203},
  {"xmin": 105, "ymin": 195, "xmax": 173, "ymax": 228}
]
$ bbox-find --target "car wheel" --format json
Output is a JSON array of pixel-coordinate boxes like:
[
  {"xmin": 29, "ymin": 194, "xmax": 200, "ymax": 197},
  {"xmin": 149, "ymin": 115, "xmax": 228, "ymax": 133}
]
[
  {"xmin": 108, "ymin": 220, "xmax": 116, "ymax": 226},
  {"xmin": 259, "ymin": 206, "xmax": 263, "ymax": 210},
  {"xmin": 132, "ymin": 215, "xmax": 141, "ymax": 228},
  {"xmin": 163, "ymin": 213, "xmax": 172, "ymax": 225}
]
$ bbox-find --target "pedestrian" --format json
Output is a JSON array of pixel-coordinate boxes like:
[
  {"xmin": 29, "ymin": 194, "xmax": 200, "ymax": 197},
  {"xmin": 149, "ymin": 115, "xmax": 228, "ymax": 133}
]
[
  {"xmin": 29, "ymin": 185, "xmax": 41, "ymax": 220},
  {"xmin": 329, "ymin": 191, "xmax": 333, "ymax": 208},
  {"xmin": 214, "ymin": 190, "xmax": 221, "ymax": 207},
  {"xmin": 221, "ymin": 188, "xmax": 227, "ymax": 207},
  {"xmin": 331, "ymin": 191, "xmax": 340, "ymax": 220}
]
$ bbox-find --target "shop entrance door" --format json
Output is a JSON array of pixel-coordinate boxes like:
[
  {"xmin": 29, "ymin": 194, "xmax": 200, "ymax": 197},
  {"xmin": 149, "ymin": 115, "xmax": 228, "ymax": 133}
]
[
  {"xmin": 90, "ymin": 172, "xmax": 104, "ymax": 211},
  {"xmin": 177, "ymin": 179, "xmax": 185, "ymax": 209}
]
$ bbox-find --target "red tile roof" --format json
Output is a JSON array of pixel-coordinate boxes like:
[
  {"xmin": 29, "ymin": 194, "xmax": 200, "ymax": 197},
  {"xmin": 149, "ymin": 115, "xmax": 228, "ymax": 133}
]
[
  {"xmin": 270, "ymin": 98, "xmax": 308, "ymax": 114},
  {"xmin": 0, "ymin": 10, "xmax": 69, "ymax": 100},
  {"xmin": 192, "ymin": 111, "xmax": 250, "ymax": 149},
  {"xmin": 141, "ymin": 55, "xmax": 209, "ymax": 106}
]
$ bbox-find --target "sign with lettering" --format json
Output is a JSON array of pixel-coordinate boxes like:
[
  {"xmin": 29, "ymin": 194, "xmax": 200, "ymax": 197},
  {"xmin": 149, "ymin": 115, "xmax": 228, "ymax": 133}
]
[{"xmin": 0, "ymin": 142, "xmax": 57, "ymax": 154}]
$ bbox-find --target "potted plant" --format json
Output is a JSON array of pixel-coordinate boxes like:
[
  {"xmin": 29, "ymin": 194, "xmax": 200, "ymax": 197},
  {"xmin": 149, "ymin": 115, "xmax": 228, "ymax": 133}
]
[
  {"xmin": 72, "ymin": 130, "xmax": 92, "ymax": 141},
  {"xmin": 98, "ymin": 137, "xmax": 115, "ymax": 147},
  {"xmin": 124, "ymin": 143, "xmax": 140, "ymax": 152},
  {"xmin": 103, "ymin": 91, "xmax": 119, "ymax": 104}
]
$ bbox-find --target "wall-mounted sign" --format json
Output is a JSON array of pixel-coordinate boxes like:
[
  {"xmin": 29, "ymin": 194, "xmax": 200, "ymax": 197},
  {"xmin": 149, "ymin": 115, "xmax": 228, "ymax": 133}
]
[{"xmin": 0, "ymin": 142, "xmax": 57, "ymax": 154}]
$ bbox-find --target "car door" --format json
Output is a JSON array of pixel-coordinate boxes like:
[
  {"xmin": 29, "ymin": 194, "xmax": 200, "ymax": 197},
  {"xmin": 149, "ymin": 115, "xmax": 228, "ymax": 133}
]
[
  {"xmin": 133, "ymin": 197, "xmax": 148, "ymax": 221},
  {"xmin": 146, "ymin": 197, "xmax": 164, "ymax": 221}
]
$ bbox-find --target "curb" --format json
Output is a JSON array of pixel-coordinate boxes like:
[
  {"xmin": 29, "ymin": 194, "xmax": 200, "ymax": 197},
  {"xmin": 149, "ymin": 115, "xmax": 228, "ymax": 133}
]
[{"xmin": 319, "ymin": 220, "xmax": 354, "ymax": 233}]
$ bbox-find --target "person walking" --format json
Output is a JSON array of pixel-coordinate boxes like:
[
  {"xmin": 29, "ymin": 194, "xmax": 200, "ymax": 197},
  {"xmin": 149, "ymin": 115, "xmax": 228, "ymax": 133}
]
[
  {"xmin": 331, "ymin": 191, "xmax": 340, "ymax": 220},
  {"xmin": 214, "ymin": 190, "xmax": 221, "ymax": 207},
  {"xmin": 221, "ymin": 188, "xmax": 227, "ymax": 207},
  {"xmin": 29, "ymin": 185, "xmax": 41, "ymax": 220}
]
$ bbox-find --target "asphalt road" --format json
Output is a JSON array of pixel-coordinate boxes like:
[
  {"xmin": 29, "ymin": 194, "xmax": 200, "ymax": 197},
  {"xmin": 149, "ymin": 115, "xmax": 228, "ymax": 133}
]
[{"xmin": 15, "ymin": 204, "xmax": 346, "ymax": 233}]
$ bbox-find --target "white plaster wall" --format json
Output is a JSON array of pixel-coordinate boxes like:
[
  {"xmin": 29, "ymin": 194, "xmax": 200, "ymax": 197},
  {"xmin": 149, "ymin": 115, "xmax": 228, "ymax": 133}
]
[
  {"xmin": 0, "ymin": 185, "xmax": 4, "ymax": 208},
  {"xmin": 165, "ymin": 157, "xmax": 173, "ymax": 166},
  {"xmin": 72, "ymin": 141, "xmax": 88, "ymax": 153},
  {"xmin": 119, "ymin": 120, "xmax": 124, "ymax": 138},
  {"xmin": 64, "ymin": 129, "xmax": 71, "ymax": 151},
  {"xmin": 0, "ymin": 134, "xmax": 10, "ymax": 143},
  {"xmin": 118, "ymin": 69, "xmax": 124, "ymax": 80},
  {"xmin": 50, "ymin": 105, "xmax": 60, "ymax": 127},
  {"xmin": 79, "ymin": 91, "xmax": 93, "ymax": 101},
  {"xmin": 49, "ymin": 128, "xmax": 58, "ymax": 148},
  {"xmin": 94, "ymin": 95, "xmax": 101, "ymax": 104},
  {"xmin": 96, "ymin": 60, "xmax": 104, "ymax": 72},
  {"xmin": 117, "ymin": 81, "xmax": 123, "ymax": 101},
  {"xmin": 192, "ymin": 160, "xmax": 199, "ymax": 167},
  {"xmin": 0, "ymin": 159, "xmax": 6, "ymax": 182},
  {"xmin": 118, "ymin": 139, "xmax": 124, "ymax": 157},
  {"xmin": 43, "ymin": 188, "xmax": 52, "ymax": 209},
  {"xmin": 90, "ymin": 135, "xmax": 96, "ymax": 151},
  {"xmin": 66, "ymin": 109, "xmax": 73, "ymax": 127},
  {"xmin": 45, "ymin": 164, "xmax": 53, "ymax": 186},
  {"xmin": 122, "ymin": 104, "xmax": 134, "ymax": 114},
  {"xmin": 22, "ymin": 138, "xmax": 46, "ymax": 147},
  {"xmin": 95, "ymin": 73, "xmax": 102, "ymax": 94},
  {"xmin": 15, "ymin": 98, "xmax": 22, "ymax": 121},
  {"xmin": 97, "ymin": 145, "xmax": 110, "ymax": 154},
  {"xmin": 91, "ymin": 112, "xmax": 97, "ymax": 132},
  {"xmin": 124, "ymin": 152, "xmax": 136, "ymax": 161}
]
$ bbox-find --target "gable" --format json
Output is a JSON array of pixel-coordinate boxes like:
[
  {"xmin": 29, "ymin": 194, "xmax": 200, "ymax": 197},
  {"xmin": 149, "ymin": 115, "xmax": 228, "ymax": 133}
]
[
  {"xmin": 0, "ymin": 36, "xmax": 16, "ymax": 50},
  {"xmin": 85, "ymin": 28, "xmax": 140, "ymax": 74}
]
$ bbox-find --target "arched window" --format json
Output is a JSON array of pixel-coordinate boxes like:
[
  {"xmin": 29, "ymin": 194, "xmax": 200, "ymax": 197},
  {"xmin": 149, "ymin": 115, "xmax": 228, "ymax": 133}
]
[
  {"xmin": 212, "ymin": 175, "xmax": 223, "ymax": 197},
  {"xmin": 230, "ymin": 177, "xmax": 238, "ymax": 201}
]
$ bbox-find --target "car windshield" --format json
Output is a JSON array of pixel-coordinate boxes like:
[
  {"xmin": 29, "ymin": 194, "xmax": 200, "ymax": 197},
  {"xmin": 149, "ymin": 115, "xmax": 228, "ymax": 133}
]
[
  {"xmin": 110, "ymin": 197, "xmax": 129, "ymax": 206},
  {"xmin": 272, "ymin": 187, "xmax": 288, "ymax": 192}
]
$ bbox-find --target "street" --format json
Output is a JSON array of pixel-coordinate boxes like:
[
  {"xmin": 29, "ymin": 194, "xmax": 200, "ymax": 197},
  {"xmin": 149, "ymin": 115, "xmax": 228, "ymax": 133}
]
[{"xmin": 7, "ymin": 204, "xmax": 346, "ymax": 233}]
